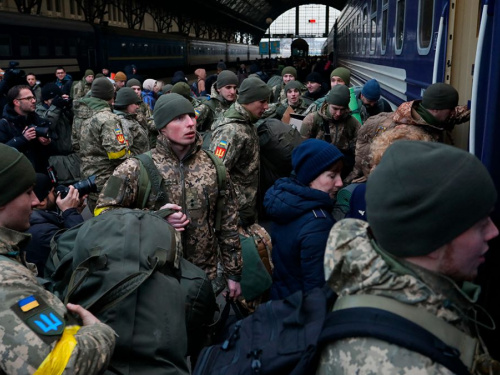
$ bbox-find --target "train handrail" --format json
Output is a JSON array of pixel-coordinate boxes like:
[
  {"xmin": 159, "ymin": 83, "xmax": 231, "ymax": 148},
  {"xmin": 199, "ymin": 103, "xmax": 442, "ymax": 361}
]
[
  {"xmin": 470, "ymin": 2, "xmax": 489, "ymax": 155},
  {"xmin": 432, "ymin": 2, "xmax": 449, "ymax": 83}
]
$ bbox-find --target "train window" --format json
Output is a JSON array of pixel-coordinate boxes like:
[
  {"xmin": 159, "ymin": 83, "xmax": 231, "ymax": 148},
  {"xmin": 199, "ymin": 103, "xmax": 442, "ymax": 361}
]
[
  {"xmin": 356, "ymin": 13, "xmax": 361, "ymax": 53},
  {"xmin": 381, "ymin": 0, "xmax": 389, "ymax": 54},
  {"xmin": 362, "ymin": 6, "xmax": 368, "ymax": 54},
  {"xmin": 47, "ymin": 0, "xmax": 52, "ymax": 11},
  {"xmin": 0, "ymin": 35, "xmax": 11, "ymax": 57},
  {"xmin": 417, "ymin": 0, "xmax": 434, "ymax": 54},
  {"xmin": 19, "ymin": 36, "xmax": 31, "ymax": 57},
  {"xmin": 38, "ymin": 38, "xmax": 49, "ymax": 57},
  {"xmin": 370, "ymin": 0, "xmax": 377, "ymax": 53},
  {"xmin": 55, "ymin": 0, "xmax": 61, "ymax": 12},
  {"xmin": 69, "ymin": 44, "xmax": 77, "ymax": 57},
  {"xmin": 395, "ymin": 0, "xmax": 405, "ymax": 55}
]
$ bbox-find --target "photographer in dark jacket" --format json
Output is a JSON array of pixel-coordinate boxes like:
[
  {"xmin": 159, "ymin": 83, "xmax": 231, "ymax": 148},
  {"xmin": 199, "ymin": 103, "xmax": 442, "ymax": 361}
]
[
  {"xmin": 25, "ymin": 173, "xmax": 85, "ymax": 277},
  {"xmin": 0, "ymin": 85, "xmax": 54, "ymax": 173}
]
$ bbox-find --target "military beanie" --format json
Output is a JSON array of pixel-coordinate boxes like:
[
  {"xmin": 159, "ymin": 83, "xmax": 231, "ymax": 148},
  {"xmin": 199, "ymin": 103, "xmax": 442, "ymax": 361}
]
[
  {"xmin": 114, "ymin": 87, "xmax": 141, "ymax": 107},
  {"xmin": 0, "ymin": 144, "xmax": 36, "ymax": 207},
  {"xmin": 422, "ymin": 83, "xmax": 459, "ymax": 110},
  {"xmin": 326, "ymin": 84, "xmax": 350, "ymax": 107},
  {"xmin": 126, "ymin": 78, "xmax": 141, "ymax": 88},
  {"xmin": 171, "ymin": 82, "xmax": 191, "ymax": 100},
  {"xmin": 41, "ymin": 83, "xmax": 62, "ymax": 101},
  {"xmin": 216, "ymin": 70, "xmax": 238, "ymax": 89},
  {"xmin": 153, "ymin": 93, "xmax": 194, "ymax": 130},
  {"xmin": 366, "ymin": 141, "xmax": 497, "ymax": 257},
  {"xmin": 292, "ymin": 139, "xmax": 344, "ymax": 185},
  {"xmin": 91, "ymin": 77, "xmax": 115, "ymax": 100},
  {"xmin": 84, "ymin": 69, "xmax": 94, "ymax": 78},
  {"xmin": 330, "ymin": 67, "xmax": 351, "ymax": 86},
  {"xmin": 237, "ymin": 77, "xmax": 271, "ymax": 104},
  {"xmin": 282, "ymin": 66, "xmax": 297, "ymax": 79},
  {"xmin": 284, "ymin": 80, "xmax": 303, "ymax": 93},
  {"xmin": 362, "ymin": 79, "xmax": 381, "ymax": 101}
]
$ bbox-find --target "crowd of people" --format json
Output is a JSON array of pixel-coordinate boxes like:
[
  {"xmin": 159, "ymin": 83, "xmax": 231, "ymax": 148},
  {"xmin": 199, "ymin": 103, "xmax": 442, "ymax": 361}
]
[{"xmin": 0, "ymin": 56, "xmax": 499, "ymax": 374}]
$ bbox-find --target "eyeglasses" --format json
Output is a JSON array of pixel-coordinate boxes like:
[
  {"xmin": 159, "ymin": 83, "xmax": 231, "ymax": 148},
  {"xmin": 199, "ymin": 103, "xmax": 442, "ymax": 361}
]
[{"xmin": 16, "ymin": 96, "xmax": 36, "ymax": 101}]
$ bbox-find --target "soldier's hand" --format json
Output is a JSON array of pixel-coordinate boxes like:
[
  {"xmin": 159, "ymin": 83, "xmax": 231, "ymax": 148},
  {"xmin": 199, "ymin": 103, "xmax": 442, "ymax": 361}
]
[
  {"xmin": 161, "ymin": 203, "xmax": 190, "ymax": 231},
  {"xmin": 67, "ymin": 303, "xmax": 101, "ymax": 326},
  {"xmin": 227, "ymin": 280, "xmax": 242, "ymax": 300},
  {"xmin": 23, "ymin": 126, "xmax": 37, "ymax": 141},
  {"xmin": 38, "ymin": 136, "xmax": 51, "ymax": 146}
]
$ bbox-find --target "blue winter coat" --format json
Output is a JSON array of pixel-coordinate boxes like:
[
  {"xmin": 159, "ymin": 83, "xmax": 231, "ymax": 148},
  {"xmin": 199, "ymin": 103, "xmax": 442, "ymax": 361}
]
[{"xmin": 264, "ymin": 177, "xmax": 335, "ymax": 300}]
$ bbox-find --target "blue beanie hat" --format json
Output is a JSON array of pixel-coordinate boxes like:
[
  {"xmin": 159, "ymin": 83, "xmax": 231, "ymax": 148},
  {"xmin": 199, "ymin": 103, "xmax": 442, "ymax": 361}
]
[
  {"xmin": 362, "ymin": 79, "xmax": 381, "ymax": 101},
  {"xmin": 292, "ymin": 139, "xmax": 344, "ymax": 185}
]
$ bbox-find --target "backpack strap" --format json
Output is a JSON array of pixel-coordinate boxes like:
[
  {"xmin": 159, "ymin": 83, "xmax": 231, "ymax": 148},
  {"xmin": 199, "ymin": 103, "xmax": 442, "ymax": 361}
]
[
  {"xmin": 135, "ymin": 151, "xmax": 168, "ymax": 210},
  {"xmin": 314, "ymin": 112, "xmax": 332, "ymax": 143},
  {"xmin": 327, "ymin": 294, "xmax": 476, "ymax": 374},
  {"xmin": 203, "ymin": 149, "xmax": 227, "ymax": 232}
]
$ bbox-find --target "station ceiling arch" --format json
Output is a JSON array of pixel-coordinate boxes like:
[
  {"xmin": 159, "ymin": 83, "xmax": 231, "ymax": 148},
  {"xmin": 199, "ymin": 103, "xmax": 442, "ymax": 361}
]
[{"xmin": 162, "ymin": 0, "xmax": 347, "ymax": 41}]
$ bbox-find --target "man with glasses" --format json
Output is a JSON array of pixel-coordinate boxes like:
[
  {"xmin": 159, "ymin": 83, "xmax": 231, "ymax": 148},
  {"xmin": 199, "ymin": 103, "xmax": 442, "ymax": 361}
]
[
  {"xmin": 0, "ymin": 85, "xmax": 53, "ymax": 173},
  {"xmin": 300, "ymin": 84, "xmax": 361, "ymax": 179}
]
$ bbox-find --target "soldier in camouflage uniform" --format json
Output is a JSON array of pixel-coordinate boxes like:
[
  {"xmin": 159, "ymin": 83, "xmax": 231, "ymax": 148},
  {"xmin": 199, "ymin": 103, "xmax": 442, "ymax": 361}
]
[
  {"xmin": 71, "ymin": 69, "xmax": 94, "ymax": 100},
  {"xmin": 0, "ymin": 143, "xmax": 115, "ymax": 375},
  {"xmin": 270, "ymin": 66, "xmax": 298, "ymax": 103},
  {"xmin": 113, "ymin": 87, "xmax": 150, "ymax": 155},
  {"xmin": 210, "ymin": 77, "xmax": 271, "ymax": 226},
  {"xmin": 317, "ymin": 141, "xmax": 500, "ymax": 375},
  {"xmin": 301, "ymin": 84, "xmax": 361, "ymax": 179},
  {"xmin": 96, "ymin": 93, "xmax": 242, "ymax": 298},
  {"xmin": 126, "ymin": 78, "xmax": 158, "ymax": 148},
  {"xmin": 78, "ymin": 77, "xmax": 129, "ymax": 213},
  {"xmin": 275, "ymin": 80, "xmax": 316, "ymax": 121},
  {"xmin": 195, "ymin": 70, "xmax": 239, "ymax": 133},
  {"xmin": 348, "ymin": 82, "xmax": 471, "ymax": 183}
]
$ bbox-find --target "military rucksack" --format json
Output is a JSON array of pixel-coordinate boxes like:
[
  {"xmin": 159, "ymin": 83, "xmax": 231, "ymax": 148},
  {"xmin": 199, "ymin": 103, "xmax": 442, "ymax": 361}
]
[{"xmin": 44, "ymin": 208, "xmax": 213, "ymax": 374}]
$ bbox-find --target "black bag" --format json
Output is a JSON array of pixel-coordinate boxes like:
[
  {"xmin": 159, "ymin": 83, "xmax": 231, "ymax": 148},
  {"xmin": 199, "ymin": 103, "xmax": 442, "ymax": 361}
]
[
  {"xmin": 193, "ymin": 287, "xmax": 470, "ymax": 375},
  {"xmin": 45, "ymin": 208, "xmax": 192, "ymax": 375}
]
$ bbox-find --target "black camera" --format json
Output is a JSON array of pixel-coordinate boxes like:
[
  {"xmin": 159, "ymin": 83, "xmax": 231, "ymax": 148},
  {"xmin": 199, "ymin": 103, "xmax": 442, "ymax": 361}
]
[
  {"xmin": 27, "ymin": 123, "xmax": 58, "ymax": 140},
  {"xmin": 8, "ymin": 61, "xmax": 21, "ymax": 76},
  {"xmin": 55, "ymin": 175, "xmax": 97, "ymax": 199}
]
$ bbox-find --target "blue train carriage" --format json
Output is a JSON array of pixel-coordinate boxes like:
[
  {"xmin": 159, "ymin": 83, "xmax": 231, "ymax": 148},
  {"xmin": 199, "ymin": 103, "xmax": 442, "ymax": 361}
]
[
  {"xmin": 0, "ymin": 11, "xmax": 96, "ymax": 81},
  {"xmin": 226, "ymin": 42, "xmax": 251, "ymax": 64},
  {"xmin": 187, "ymin": 40, "xmax": 226, "ymax": 68},
  {"xmin": 95, "ymin": 25, "xmax": 187, "ymax": 76}
]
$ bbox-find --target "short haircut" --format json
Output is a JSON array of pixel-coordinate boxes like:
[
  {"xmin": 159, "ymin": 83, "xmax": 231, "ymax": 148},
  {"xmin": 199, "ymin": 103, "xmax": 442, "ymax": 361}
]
[
  {"xmin": 7, "ymin": 85, "xmax": 32, "ymax": 105},
  {"xmin": 55, "ymin": 66, "xmax": 65, "ymax": 72},
  {"xmin": 26, "ymin": 72, "xmax": 36, "ymax": 78}
]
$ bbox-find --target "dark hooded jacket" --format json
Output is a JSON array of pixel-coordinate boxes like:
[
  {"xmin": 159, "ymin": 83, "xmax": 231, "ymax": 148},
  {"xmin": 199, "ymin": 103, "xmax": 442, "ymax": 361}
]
[{"xmin": 264, "ymin": 177, "xmax": 335, "ymax": 299}]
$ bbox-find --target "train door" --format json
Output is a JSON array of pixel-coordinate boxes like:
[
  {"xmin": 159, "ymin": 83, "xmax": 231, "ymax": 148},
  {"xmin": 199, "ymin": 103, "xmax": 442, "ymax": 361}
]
[{"xmin": 446, "ymin": 0, "xmax": 481, "ymax": 150}]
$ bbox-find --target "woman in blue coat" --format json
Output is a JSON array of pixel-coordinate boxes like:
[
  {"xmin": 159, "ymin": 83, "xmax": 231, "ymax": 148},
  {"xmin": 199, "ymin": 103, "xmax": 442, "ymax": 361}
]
[{"xmin": 264, "ymin": 139, "xmax": 343, "ymax": 299}]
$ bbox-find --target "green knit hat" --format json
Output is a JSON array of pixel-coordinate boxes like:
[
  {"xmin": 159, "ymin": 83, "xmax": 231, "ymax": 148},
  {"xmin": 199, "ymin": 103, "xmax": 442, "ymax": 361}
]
[
  {"xmin": 91, "ymin": 77, "xmax": 115, "ymax": 100},
  {"xmin": 284, "ymin": 80, "xmax": 303, "ymax": 93},
  {"xmin": 153, "ymin": 93, "xmax": 194, "ymax": 130},
  {"xmin": 366, "ymin": 141, "xmax": 497, "ymax": 257},
  {"xmin": 0, "ymin": 144, "xmax": 36, "ymax": 206},
  {"xmin": 171, "ymin": 82, "xmax": 191, "ymax": 100},
  {"xmin": 422, "ymin": 83, "xmax": 459, "ymax": 110},
  {"xmin": 114, "ymin": 87, "xmax": 141, "ymax": 107},
  {"xmin": 282, "ymin": 66, "xmax": 297, "ymax": 79},
  {"xmin": 84, "ymin": 69, "xmax": 94, "ymax": 78},
  {"xmin": 126, "ymin": 78, "xmax": 141, "ymax": 88},
  {"xmin": 216, "ymin": 70, "xmax": 238, "ymax": 89},
  {"xmin": 330, "ymin": 67, "xmax": 351, "ymax": 86},
  {"xmin": 326, "ymin": 84, "xmax": 350, "ymax": 107},
  {"xmin": 237, "ymin": 77, "xmax": 271, "ymax": 104}
]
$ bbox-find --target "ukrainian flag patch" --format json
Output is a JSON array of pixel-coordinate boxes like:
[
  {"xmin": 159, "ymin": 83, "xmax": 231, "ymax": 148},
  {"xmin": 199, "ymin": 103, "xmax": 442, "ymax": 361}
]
[
  {"xmin": 214, "ymin": 140, "xmax": 228, "ymax": 159},
  {"xmin": 18, "ymin": 295, "xmax": 40, "ymax": 312}
]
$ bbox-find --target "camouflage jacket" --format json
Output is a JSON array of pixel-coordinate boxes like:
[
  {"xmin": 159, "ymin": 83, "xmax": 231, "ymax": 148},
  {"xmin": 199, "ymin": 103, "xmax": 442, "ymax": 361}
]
[
  {"xmin": 300, "ymin": 102, "xmax": 361, "ymax": 156},
  {"xmin": 136, "ymin": 101, "xmax": 158, "ymax": 148},
  {"xmin": 78, "ymin": 97, "xmax": 130, "ymax": 203},
  {"xmin": 114, "ymin": 110, "xmax": 150, "ymax": 156},
  {"xmin": 35, "ymin": 102, "xmax": 74, "ymax": 155},
  {"xmin": 195, "ymin": 95, "xmax": 233, "ymax": 132},
  {"xmin": 317, "ymin": 219, "xmax": 496, "ymax": 375},
  {"xmin": 71, "ymin": 79, "xmax": 92, "ymax": 100},
  {"xmin": 275, "ymin": 97, "xmax": 316, "ymax": 120},
  {"xmin": 96, "ymin": 133, "xmax": 242, "ymax": 281},
  {"xmin": 349, "ymin": 100, "xmax": 470, "ymax": 181},
  {"xmin": 0, "ymin": 226, "xmax": 115, "ymax": 375},
  {"xmin": 210, "ymin": 102, "xmax": 260, "ymax": 226}
]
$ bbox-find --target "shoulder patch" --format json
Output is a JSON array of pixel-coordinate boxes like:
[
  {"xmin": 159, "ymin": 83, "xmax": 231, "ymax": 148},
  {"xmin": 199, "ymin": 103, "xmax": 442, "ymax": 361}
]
[
  {"xmin": 12, "ymin": 294, "xmax": 65, "ymax": 344},
  {"xmin": 115, "ymin": 127, "xmax": 126, "ymax": 144},
  {"xmin": 214, "ymin": 139, "xmax": 228, "ymax": 159},
  {"xmin": 195, "ymin": 108, "xmax": 201, "ymax": 118}
]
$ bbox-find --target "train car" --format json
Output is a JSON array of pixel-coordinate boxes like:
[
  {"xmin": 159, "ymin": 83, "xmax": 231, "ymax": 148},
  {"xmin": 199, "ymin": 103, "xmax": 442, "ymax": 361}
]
[
  {"xmin": 97, "ymin": 26, "xmax": 187, "ymax": 76},
  {"xmin": 187, "ymin": 39, "xmax": 226, "ymax": 67},
  {"xmin": 331, "ymin": 0, "xmax": 500, "ymax": 157},
  {"xmin": 248, "ymin": 44, "xmax": 260, "ymax": 61},
  {"xmin": 0, "ymin": 11, "xmax": 95, "ymax": 79}
]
